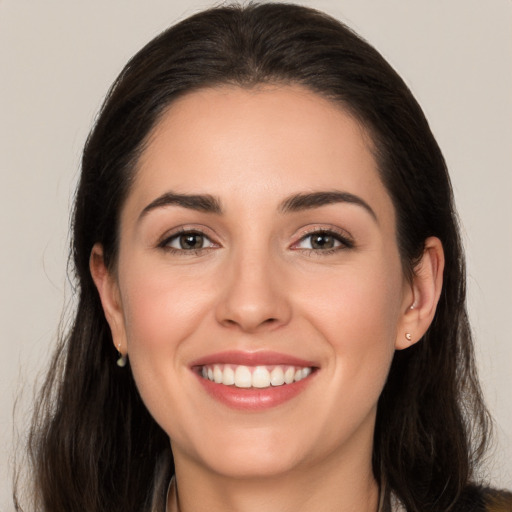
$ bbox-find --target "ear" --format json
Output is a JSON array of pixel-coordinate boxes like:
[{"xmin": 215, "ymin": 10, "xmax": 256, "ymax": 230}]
[
  {"xmin": 396, "ymin": 236, "xmax": 445, "ymax": 350},
  {"xmin": 89, "ymin": 243, "xmax": 127, "ymax": 356}
]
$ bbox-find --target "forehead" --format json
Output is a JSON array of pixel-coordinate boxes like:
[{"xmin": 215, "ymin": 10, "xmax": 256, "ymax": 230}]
[
  {"xmin": 143, "ymin": 84, "xmax": 374, "ymax": 167},
  {"xmin": 128, "ymin": 84, "xmax": 394, "ymax": 224}
]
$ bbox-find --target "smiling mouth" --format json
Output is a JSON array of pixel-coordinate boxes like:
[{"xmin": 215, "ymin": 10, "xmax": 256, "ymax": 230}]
[{"xmin": 199, "ymin": 364, "xmax": 314, "ymax": 389}]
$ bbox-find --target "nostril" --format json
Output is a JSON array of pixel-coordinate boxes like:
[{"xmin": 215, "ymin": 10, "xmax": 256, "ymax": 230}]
[{"xmin": 221, "ymin": 316, "xmax": 279, "ymax": 331}]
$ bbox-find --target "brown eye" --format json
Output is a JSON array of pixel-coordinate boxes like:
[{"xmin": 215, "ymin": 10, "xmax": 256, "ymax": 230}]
[
  {"xmin": 179, "ymin": 233, "xmax": 205, "ymax": 250},
  {"xmin": 293, "ymin": 230, "xmax": 353, "ymax": 252},
  {"xmin": 162, "ymin": 231, "xmax": 215, "ymax": 251},
  {"xmin": 296, "ymin": 231, "xmax": 341, "ymax": 250},
  {"xmin": 310, "ymin": 233, "xmax": 336, "ymax": 249}
]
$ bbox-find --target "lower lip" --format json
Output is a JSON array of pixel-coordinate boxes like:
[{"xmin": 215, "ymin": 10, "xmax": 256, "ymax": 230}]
[{"xmin": 195, "ymin": 372, "xmax": 316, "ymax": 411}]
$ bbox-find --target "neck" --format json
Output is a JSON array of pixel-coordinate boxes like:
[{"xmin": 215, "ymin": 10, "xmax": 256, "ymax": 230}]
[{"xmin": 168, "ymin": 448, "xmax": 379, "ymax": 512}]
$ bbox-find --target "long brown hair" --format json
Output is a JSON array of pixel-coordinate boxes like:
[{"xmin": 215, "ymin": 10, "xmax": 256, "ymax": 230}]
[{"xmin": 16, "ymin": 3, "xmax": 490, "ymax": 511}]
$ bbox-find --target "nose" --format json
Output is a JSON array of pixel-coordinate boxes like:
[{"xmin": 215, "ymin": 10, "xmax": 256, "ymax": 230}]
[{"xmin": 215, "ymin": 248, "xmax": 292, "ymax": 333}]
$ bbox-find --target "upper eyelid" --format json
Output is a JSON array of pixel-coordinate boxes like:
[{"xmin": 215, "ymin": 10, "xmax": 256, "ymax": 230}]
[
  {"xmin": 292, "ymin": 225, "xmax": 354, "ymax": 243},
  {"xmin": 155, "ymin": 224, "xmax": 354, "ymax": 248},
  {"xmin": 289, "ymin": 228, "xmax": 355, "ymax": 253},
  {"xmin": 165, "ymin": 231, "xmax": 213, "ymax": 245},
  {"xmin": 158, "ymin": 230, "xmax": 220, "ymax": 255},
  {"xmin": 157, "ymin": 225, "xmax": 221, "ymax": 246}
]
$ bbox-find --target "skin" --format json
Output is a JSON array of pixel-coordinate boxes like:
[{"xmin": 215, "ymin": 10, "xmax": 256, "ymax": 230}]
[{"xmin": 91, "ymin": 85, "xmax": 444, "ymax": 512}]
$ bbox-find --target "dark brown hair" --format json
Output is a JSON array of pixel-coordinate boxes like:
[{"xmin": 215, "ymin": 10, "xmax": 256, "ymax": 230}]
[{"xmin": 16, "ymin": 3, "xmax": 490, "ymax": 511}]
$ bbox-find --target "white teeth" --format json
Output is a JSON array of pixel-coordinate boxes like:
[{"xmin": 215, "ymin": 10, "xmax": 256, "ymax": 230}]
[
  {"xmin": 284, "ymin": 366, "xmax": 295, "ymax": 384},
  {"xmin": 201, "ymin": 364, "xmax": 313, "ymax": 389},
  {"xmin": 234, "ymin": 365, "xmax": 252, "ymax": 388},
  {"xmin": 270, "ymin": 366, "xmax": 285, "ymax": 386},
  {"xmin": 213, "ymin": 365, "xmax": 223, "ymax": 384},
  {"xmin": 252, "ymin": 366, "xmax": 270, "ymax": 388},
  {"xmin": 222, "ymin": 365, "xmax": 235, "ymax": 385}
]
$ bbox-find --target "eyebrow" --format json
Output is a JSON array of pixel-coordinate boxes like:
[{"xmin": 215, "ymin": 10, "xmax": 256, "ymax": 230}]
[
  {"xmin": 138, "ymin": 189, "xmax": 377, "ymax": 222},
  {"xmin": 139, "ymin": 192, "xmax": 222, "ymax": 221},
  {"xmin": 279, "ymin": 190, "xmax": 377, "ymax": 221}
]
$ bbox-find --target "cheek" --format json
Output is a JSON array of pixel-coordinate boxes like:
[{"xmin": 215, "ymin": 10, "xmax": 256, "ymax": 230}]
[
  {"xmin": 116, "ymin": 263, "xmax": 216, "ymax": 412},
  {"xmin": 301, "ymin": 260, "xmax": 402, "ymax": 340},
  {"xmin": 120, "ymin": 262, "xmax": 214, "ymax": 351},
  {"xmin": 296, "ymin": 258, "xmax": 403, "ymax": 397}
]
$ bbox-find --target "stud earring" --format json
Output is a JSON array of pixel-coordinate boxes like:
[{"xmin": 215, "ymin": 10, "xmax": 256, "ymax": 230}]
[
  {"xmin": 116, "ymin": 344, "xmax": 127, "ymax": 367},
  {"xmin": 405, "ymin": 332, "xmax": 412, "ymax": 341}
]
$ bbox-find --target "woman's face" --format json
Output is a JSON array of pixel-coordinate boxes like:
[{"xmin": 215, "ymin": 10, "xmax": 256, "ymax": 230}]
[{"xmin": 100, "ymin": 85, "xmax": 415, "ymax": 479}]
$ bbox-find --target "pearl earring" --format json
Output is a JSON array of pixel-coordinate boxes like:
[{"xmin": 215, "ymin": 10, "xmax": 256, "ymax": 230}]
[
  {"xmin": 116, "ymin": 344, "xmax": 128, "ymax": 367},
  {"xmin": 405, "ymin": 332, "xmax": 412, "ymax": 341}
]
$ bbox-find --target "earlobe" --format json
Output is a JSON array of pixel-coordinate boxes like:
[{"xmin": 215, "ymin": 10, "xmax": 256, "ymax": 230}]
[
  {"xmin": 396, "ymin": 237, "xmax": 445, "ymax": 350},
  {"xmin": 89, "ymin": 243, "xmax": 127, "ymax": 356}
]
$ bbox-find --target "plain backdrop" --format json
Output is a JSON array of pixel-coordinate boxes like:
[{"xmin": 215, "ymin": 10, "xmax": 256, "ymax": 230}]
[{"xmin": 1, "ymin": 0, "xmax": 511, "ymax": 508}]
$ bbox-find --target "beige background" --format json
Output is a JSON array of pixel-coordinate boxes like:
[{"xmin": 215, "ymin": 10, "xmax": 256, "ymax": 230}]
[{"xmin": 1, "ymin": 0, "xmax": 511, "ymax": 508}]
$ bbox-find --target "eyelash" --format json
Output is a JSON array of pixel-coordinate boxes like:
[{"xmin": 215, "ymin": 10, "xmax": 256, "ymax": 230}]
[
  {"xmin": 158, "ymin": 228, "xmax": 217, "ymax": 255},
  {"xmin": 157, "ymin": 227, "xmax": 354, "ymax": 256},
  {"xmin": 291, "ymin": 228, "xmax": 355, "ymax": 255}
]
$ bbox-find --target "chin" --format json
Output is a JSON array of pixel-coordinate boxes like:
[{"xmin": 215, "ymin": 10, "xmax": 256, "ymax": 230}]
[
  {"xmin": 204, "ymin": 449, "xmax": 305, "ymax": 480},
  {"xmin": 176, "ymin": 426, "xmax": 312, "ymax": 479}
]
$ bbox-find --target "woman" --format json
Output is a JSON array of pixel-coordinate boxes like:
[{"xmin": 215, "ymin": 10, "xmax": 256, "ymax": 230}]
[{"xmin": 16, "ymin": 3, "xmax": 511, "ymax": 512}]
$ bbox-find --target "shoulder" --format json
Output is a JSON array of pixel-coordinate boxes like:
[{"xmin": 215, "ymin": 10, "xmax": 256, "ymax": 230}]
[
  {"xmin": 482, "ymin": 487, "xmax": 512, "ymax": 512},
  {"xmin": 452, "ymin": 485, "xmax": 512, "ymax": 512}
]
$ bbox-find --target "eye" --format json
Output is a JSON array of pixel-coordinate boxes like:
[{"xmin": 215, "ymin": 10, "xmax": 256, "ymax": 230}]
[
  {"xmin": 161, "ymin": 230, "xmax": 216, "ymax": 252},
  {"xmin": 293, "ymin": 230, "xmax": 353, "ymax": 252}
]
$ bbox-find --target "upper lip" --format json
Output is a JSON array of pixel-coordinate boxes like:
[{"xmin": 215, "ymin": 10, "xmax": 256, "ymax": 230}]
[{"xmin": 190, "ymin": 350, "xmax": 317, "ymax": 368}]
